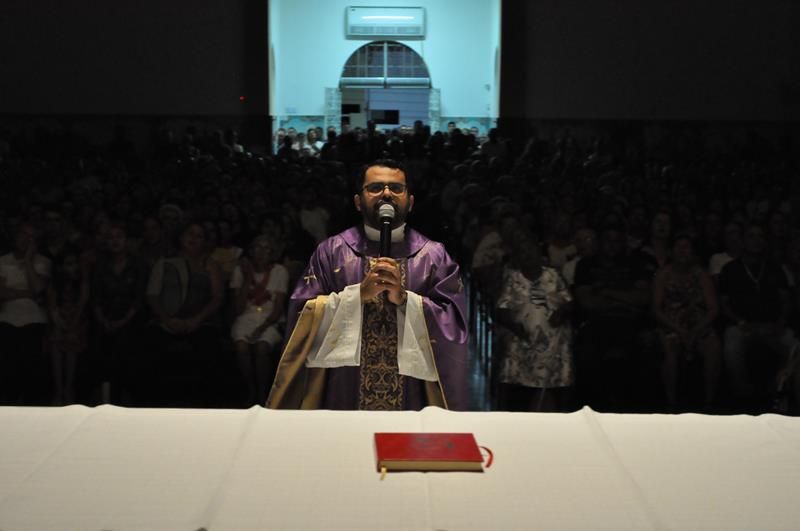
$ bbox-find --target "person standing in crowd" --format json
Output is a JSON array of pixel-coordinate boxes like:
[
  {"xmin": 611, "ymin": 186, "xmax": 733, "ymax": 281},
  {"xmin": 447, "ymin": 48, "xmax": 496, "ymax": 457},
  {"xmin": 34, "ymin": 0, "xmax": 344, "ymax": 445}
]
[
  {"xmin": 719, "ymin": 224, "xmax": 797, "ymax": 409},
  {"xmin": 573, "ymin": 225, "xmax": 651, "ymax": 410},
  {"xmin": 41, "ymin": 206, "xmax": 71, "ymax": 264},
  {"xmin": 562, "ymin": 227, "xmax": 598, "ymax": 288},
  {"xmin": 144, "ymin": 223, "xmax": 223, "ymax": 405},
  {"xmin": 642, "ymin": 210, "xmax": 673, "ymax": 270},
  {"xmin": 652, "ymin": 234, "xmax": 721, "ymax": 412},
  {"xmin": 268, "ymin": 160, "xmax": 469, "ymax": 410},
  {"xmin": 544, "ymin": 211, "xmax": 577, "ymax": 270},
  {"xmin": 137, "ymin": 215, "xmax": 168, "ymax": 268},
  {"xmin": 0, "ymin": 224, "xmax": 51, "ymax": 404},
  {"xmin": 306, "ymin": 128, "xmax": 324, "ymax": 157},
  {"xmin": 47, "ymin": 246, "xmax": 89, "ymax": 405},
  {"xmin": 211, "ymin": 219, "xmax": 243, "ymax": 283},
  {"xmin": 230, "ymin": 234, "xmax": 289, "ymax": 406},
  {"xmin": 708, "ymin": 222, "xmax": 742, "ymax": 282},
  {"xmin": 92, "ymin": 223, "xmax": 147, "ymax": 404},
  {"xmin": 495, "ymin": 233, "xmax": 573, "ymax": 411}
]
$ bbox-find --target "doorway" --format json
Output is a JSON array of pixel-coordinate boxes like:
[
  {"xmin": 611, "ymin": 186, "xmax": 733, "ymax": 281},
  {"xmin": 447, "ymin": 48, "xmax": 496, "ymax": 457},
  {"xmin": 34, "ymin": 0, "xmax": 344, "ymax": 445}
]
[
  {"xmin": 339, "ymin": 41, "xmax": 433, "ymax": 131},
  {"xmin": 341, "ymin": 87, "xmax": 429, "ymax": 130}
]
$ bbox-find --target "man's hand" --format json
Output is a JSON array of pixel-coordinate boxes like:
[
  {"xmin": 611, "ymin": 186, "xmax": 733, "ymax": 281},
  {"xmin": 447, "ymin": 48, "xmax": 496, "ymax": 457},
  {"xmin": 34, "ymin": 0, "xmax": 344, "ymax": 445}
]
[{"xmin": 361, "ymin": 257, "xmax": 406, "ymax": 305}]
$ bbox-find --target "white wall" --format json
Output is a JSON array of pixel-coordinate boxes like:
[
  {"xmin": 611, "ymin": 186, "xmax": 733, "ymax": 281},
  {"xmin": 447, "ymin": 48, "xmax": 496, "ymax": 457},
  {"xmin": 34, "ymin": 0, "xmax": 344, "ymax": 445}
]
[{"xmin": 269, "ymin": 0, "xmax": 500, "ymax": 121}]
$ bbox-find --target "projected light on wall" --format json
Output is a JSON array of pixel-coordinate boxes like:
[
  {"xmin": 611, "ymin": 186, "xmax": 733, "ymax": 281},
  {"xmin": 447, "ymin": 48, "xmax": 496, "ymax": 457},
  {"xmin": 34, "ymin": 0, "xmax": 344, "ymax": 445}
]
[{"xmin": 269, "ymin": 0, "xmax": 500, "ymax": 137}]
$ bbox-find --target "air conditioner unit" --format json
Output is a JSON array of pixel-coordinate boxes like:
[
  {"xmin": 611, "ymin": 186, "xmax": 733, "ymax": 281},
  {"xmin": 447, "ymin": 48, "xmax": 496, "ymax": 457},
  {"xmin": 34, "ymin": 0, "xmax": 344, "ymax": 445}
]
[{"xmin": 346, "ymin": 6, "xmax": 425, "ymax": 39}]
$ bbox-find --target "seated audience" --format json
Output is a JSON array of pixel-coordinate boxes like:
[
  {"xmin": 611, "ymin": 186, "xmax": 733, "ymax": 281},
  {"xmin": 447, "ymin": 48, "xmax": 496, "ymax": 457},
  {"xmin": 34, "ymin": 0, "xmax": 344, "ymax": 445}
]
[{"xmin": 1, "ymin": 119, "xmax": 799, "ymax": 416}]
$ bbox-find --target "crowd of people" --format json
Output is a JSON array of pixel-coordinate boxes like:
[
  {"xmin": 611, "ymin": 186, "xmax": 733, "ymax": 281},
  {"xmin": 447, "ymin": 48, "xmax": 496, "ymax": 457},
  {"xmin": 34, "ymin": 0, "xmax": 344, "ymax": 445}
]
[{"xmin": 0, "ymin": 119, "xmax": 798, "ymax": 414}]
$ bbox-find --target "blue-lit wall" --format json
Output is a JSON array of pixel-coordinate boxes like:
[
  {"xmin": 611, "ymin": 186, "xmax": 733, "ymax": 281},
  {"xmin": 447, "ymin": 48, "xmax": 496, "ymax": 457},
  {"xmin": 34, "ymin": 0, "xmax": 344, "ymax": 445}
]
[{"xmin": 269, "ymin": 0, "xmax": 501, "ymax": 132}]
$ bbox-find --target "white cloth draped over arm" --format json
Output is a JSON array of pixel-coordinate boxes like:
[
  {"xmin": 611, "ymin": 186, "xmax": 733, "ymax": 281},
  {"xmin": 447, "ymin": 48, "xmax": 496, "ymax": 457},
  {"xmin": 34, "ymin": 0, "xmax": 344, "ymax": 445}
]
[{"xmin": 304, "ymin": 284, "xmax": 438, "ymax": 382}]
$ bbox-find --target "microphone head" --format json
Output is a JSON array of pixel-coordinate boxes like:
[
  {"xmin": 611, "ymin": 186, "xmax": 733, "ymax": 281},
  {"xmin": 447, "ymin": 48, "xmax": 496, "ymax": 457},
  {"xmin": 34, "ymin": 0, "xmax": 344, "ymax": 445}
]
[{"xmin": 378, "ymin": 203, "xmax": 396, "ymax": 222}]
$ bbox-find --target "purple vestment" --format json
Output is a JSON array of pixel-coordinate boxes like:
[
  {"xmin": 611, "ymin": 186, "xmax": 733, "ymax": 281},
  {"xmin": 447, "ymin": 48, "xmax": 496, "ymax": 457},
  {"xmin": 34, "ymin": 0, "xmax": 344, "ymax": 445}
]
[{"xmin": 286, "ymin": 226, "xmax": 469, "ymax": 410}]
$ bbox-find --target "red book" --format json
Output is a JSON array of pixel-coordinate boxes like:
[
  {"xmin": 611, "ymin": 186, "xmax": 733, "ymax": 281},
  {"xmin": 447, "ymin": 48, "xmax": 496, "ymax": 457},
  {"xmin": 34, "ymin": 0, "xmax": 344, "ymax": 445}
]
[{"xmin": 374, "ymin": 432, "xmax": 484, "ymax": 472}]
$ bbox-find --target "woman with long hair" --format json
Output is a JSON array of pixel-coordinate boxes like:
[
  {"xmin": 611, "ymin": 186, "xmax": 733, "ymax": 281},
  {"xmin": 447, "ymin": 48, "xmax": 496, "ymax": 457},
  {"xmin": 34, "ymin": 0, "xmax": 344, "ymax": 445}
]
[{"xmin": 229, "ymin": 234, "xmax": 289, "ymax": 405}]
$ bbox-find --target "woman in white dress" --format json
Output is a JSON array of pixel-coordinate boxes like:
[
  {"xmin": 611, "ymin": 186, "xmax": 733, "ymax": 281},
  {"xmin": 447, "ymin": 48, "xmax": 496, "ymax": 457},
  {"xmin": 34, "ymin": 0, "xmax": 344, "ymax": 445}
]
[{"xmin": 230, "ymin": 234, "xmax": 289, "ymax": 405}]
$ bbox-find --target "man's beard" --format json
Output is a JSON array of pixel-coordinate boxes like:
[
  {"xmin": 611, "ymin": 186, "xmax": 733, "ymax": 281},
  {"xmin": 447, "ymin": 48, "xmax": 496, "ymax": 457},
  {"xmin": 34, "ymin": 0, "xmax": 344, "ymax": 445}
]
[{"xmin": 364, "ymin": 199, "xmax": 408, "ymax": 229}]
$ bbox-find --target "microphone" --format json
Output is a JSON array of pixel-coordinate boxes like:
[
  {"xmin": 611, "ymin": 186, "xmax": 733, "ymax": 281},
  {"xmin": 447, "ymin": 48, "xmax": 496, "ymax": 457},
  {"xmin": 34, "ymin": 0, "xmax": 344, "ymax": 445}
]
[{"xmin": 378, "ymin": 203, "xmax": 395, "ymax": 257}]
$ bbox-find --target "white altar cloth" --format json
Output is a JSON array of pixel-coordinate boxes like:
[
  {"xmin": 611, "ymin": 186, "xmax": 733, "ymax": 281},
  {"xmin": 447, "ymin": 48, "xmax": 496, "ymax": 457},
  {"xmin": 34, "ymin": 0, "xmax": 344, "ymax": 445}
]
[{"xmin": 1, "ymin": 406, "xmax": 798, "ymax": 530}]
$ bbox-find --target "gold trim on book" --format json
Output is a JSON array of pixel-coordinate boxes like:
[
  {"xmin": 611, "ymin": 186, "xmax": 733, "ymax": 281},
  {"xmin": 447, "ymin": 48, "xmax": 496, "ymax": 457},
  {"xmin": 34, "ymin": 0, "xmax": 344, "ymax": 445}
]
[{"xmin": 378, "ymin": 460, "xmax": 483, "ymax": 472}]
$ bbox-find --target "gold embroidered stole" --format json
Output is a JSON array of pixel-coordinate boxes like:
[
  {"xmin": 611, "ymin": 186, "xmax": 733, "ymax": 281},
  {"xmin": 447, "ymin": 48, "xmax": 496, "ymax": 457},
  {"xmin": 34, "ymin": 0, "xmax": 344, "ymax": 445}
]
[{"xmin": 358, "ymin": 258, "xmax": 406, "ymax": 410}]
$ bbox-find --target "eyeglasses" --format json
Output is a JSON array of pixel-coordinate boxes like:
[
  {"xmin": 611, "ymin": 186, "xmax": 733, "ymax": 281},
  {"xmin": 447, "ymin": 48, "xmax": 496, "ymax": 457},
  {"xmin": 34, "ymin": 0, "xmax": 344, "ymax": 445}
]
[{"xmin": 362, "ymin": 182, "xmax": 408, "ymax": 195}]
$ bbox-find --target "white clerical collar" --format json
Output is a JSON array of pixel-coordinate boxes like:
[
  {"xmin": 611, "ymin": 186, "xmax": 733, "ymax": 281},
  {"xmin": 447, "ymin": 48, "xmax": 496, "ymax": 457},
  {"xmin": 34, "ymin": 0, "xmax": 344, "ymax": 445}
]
[{"xmin": 364, "ymin": 223, "xmax": 406, "ymax": 242}]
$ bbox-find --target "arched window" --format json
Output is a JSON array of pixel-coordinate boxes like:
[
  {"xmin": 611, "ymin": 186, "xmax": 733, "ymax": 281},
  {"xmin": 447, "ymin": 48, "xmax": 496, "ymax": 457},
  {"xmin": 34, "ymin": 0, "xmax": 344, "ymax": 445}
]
[{"xmin": 340, "ymin": 41, "xmax": 431, "ymax": 88}]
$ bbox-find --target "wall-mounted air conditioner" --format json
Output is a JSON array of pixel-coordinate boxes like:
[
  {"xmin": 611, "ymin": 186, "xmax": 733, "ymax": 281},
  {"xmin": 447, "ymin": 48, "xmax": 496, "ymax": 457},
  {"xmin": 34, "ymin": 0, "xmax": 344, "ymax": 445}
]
[{"xmin": 346, "ymin": 6, "xmax": 425, "ymax": 39}]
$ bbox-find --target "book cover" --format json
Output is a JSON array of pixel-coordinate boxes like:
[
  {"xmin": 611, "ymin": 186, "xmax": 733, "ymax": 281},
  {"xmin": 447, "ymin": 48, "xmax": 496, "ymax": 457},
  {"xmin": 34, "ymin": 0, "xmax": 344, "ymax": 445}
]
[{"xmin": 374, "ymin": 432, "xmax": 485, "ymax": 472}]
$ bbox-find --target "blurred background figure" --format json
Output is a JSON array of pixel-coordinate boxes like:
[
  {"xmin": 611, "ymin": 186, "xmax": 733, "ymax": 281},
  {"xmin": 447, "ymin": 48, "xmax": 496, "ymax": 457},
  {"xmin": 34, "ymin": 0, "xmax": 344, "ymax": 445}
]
[
  {"xmin": 495, "ymin": 233, "xmax": 573, "ymax": 411},
  {"xmin": 229, "ymin": 234, "xmax": 288, "ymax": 406},
  {"xmin": 0, "ymin": 224, "xmax": 51, "ymax": 404},
  {"xmin": 652, "ymin": 234, "xmax": 720, "ymax": 412}
]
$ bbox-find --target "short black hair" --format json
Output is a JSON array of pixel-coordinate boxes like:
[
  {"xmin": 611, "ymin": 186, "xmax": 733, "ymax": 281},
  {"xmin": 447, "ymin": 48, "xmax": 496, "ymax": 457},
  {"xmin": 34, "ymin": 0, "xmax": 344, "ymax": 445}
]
[{"xmin": 354, "ymin": 159, "xmax": 411, "ymax": 193}]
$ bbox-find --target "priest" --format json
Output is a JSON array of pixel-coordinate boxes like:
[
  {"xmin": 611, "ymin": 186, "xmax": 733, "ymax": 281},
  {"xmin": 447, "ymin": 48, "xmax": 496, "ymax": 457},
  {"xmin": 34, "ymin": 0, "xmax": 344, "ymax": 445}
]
[{"xmin": 267, "ymin": 159, "xmax": 469, "ymax": 410}]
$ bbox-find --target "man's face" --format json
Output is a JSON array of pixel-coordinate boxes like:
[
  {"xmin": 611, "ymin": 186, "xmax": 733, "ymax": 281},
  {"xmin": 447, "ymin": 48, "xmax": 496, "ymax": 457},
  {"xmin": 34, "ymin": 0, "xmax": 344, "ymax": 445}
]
[
  {"xmin": 251, "ymin": 237, "xmax": 276, "ymax": 265},
  {"xmin": 44, "ymin": 211, "xmax": 63, "ymax": 237},
  {"xmin": 354, "ymin": 165, "xmax": 414, "ymax": 230},
  {"xmin": 107, "ymin": 227, "xmax": 127, "ymax": 255},
  {"xmin": 143, "ymin": 218, "xmax": 160, "ymax": 242},
  {"xmin": 652, "ymin": 213, "xmax": 671, "ymax": 237},
  {"xmin": 600, "ymin": 229, "xmax": 624, "ymax": 258},
  {"xmin": 575, "ymin": 229, "xmax": 597, "ymax": 256},
  {"xmin": 673, "ymin": 238, "xmax": 693, "ymax": 264},
  {"xmin": 723, "ymin": 224, "xmax": 742, "ymax": 253},
  {"xmin": 180, "ymin": 224, "xmax": 206, "ymax": 255},
  {"xmin": 743, "ymin": 227, "xmax": 766, "ymax": 255},
  {"xmin": 15, "ymin": 225, "xmax": 35, "ymax": 254}
]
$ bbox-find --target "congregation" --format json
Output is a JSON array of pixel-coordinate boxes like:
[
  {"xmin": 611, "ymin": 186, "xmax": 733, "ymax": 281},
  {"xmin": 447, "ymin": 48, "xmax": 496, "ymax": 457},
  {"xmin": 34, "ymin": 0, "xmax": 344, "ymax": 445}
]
[{"xmin": 0, "ymin": 120, "xmax": 798, "ymax": 415}]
